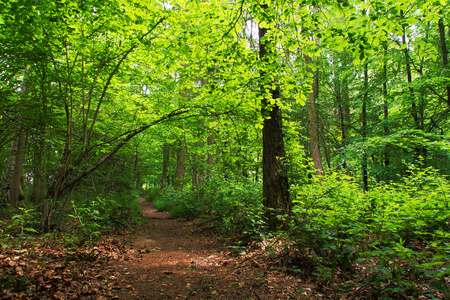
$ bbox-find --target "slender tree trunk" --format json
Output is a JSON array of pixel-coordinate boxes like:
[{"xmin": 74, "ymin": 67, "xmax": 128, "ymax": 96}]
[
  {"xmin": 10, "ymin": 129, "xmax": 26, "ymax": 206},
  {"xmin": 339, "ymin": 54, "xmax": 351, "ymax": 172},
  {"xmin": 306, "ymin": 56, "xmax": 324, "ymax": 176},
  {"xmin": 402, "ymin": 11, "xmax": 426, "ymax": 166},
  {"xmin": 438, "ymin": 18, "xmax": 450, "ymax": 108},
  {"xmin": 31, "ymin": 137, "xmax": 46, "ymax": 206},
  {"xmin": 192, "ymin": 141, "xmax": 203, "ymax": 189},
  {"xmin": 2, "ymin": 133, "xmax": 18, "ymax": 206},
  {"xmin": 362, "ymin": 63, "xmax": 369, "ymax": 192},
  {"xmin": 160, "ymin": 142, "xmax": 170, "ymax": 189},
  {"xmin": 134, "ymin": 146, "xmax": 141, "ymax": 190},
  {"xmin": 401, "ymin": 11, "xmax": 419, "ymax": 129},
  {"xmin": 382, "ymin": 41, "xmax": 390, "ymax": 169},
  {"xmin": 174, "ymin": 140, "xmax": 186, "ymax": 190},
  {"xmin": 258, "ymin": 5, "xmax": 291, "ymax": 230},
  {"xmin": 206, "ymin": 134, "xmax": 215, "ymax": 166}
]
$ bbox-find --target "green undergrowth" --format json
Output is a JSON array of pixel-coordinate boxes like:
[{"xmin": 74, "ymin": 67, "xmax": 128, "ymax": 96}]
[
  {"xmin": 289, "ymin": 166, "xmax": 450, "ymax": 298},
  {"xmin": 152, "ymin": 167, "xmax": 449, "ymax": 298},
  {"xmin": 66, "ymin": 193, "xmax": 142, "ymax": 243},
  {"xmin": 1, "ymin": 192, "xmax": 142, "ymax": 248},
  {"xmin": 152, "ymin": 178, "xmax": 264, "ymax": 243}
]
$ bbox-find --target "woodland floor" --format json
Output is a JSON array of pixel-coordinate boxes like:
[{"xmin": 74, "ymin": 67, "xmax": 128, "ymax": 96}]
[
  {"xmin": 110, "ymin": 199, "xmax": 313, "ymax": 299},
  {"xmin": 1, "ymin": 199, "xmax": 330, "ymax": 299},
  {"xmin": 2, "ymin": 199, "xmax": 448, "ymax": 299}
]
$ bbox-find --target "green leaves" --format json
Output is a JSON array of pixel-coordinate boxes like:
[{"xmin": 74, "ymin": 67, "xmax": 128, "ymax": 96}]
[{"xmin": 290, "ymin": 168, "xmax": 450, "ymax": 297}]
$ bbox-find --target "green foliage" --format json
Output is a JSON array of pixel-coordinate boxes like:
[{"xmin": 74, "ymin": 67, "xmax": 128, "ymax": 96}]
[
  {"xmin": 8, "ymin": 207, "xmax": 40, "ymax": 236},
  {"xmin": 290, "ymin": 168, "xmax": 450, "ymax": 298},
  {"xmin": 155, "ymin": 178, "xmax": 264, "ymax": 242},
  {"xmin": 1, "ymin": 205, "xmax": 41, "ymax": 238},
  {"xmin": 68, "ymin": 195, "xmax": 142, "ymax": 243},
  {"xmin": 145, "ymin": 187, "xmax": 161, "ymax": 203}
]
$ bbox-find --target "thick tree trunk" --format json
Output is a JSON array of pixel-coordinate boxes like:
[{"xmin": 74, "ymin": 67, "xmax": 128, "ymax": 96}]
[
  {"xmin": 258, "ymin": 6, "xmax": 291, "ymax": 230},
  {"xmin": 1, "ymin": 124, "xmax": 26, "ymax": 206}
]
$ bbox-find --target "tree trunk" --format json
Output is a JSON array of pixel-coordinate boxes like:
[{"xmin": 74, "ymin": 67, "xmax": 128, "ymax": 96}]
[
  {"xmin": 206, "ymin": 134, "xmax": 215, "ymax": 166},
  {"xmin": 160, "ymin": 142, "xmax": 170, "ymax": 189},
  {"xmin": 31, "ymin": 137, "xmax": 46, "ymax": 206},
  {"xmin": 306, "ymin": 56, "xmax": 324, "ymax": 176},
  {"xmin": 10, "ymin": 129, "xmax": 26, "ymax": 206},
  {"xmin": 362, "ymin": 63, "xmax": 369, "ymax": 192},
  {"xmin": 174, "ymin": 140, "xmax": 186, "ymax": 190},
  {"xmin": 1, "ymin": 122, "xmax": 26, "ymax": 207},
  {"xmin": 401, "ymin": 11, "xmax": 419, "ymax": 129},
  {"xmin": 402, "ymin": 11, "xmax": 426, "ymax": 166},
  {"xmin": 134, "ymin": 146, "xmax": 141, "ymax": 190},
  {"xmin": 191, "ymin": 141, "xmax": 203, "ymax": 189},
  {"xmin": 338, "ymin": 54, "xmax": 351, "ymax": 171},
  {"xmin": 438, "ymin": 18, "xmax": 450, "ymax": 108},
  {"xmin": 382, "ymin": 40, "xmax": 390, "ymax": 169},
  {"xmin": 258, "ymin": 5, "xmax": 291, "ymax": 230},
  {"xmin": 2, "ymin": 136, "xmax": 17, "ymax": 206}
]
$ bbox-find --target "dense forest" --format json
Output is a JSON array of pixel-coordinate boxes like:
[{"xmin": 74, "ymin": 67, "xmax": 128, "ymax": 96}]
[{"xmin": 1, "ymin": 0, "xmax": 450, "ymax": 298}]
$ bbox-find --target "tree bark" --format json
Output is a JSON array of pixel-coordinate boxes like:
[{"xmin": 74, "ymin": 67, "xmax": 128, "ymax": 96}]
[
  {"xmin": 1, "ymin": 120, "xmax": 26, "ymax": 207},
  {"xmin": 160, "ymin": 142, "xmax": 170, "ymax": 189},
  {"xmin": 306, "ymin": 56, "xmax": 324, "ymax": 176},
  {"xmin": 134, "ymin": 146, "xmax": 141, "ymax": 190},
  {"xmin": 362, "ymin": 63, "xmax": 369, "ymax": 192},
  {"xmin": 258, "ymin": 5, "xmax": 291, "ymax": 230},
  {"xmin": 206, "ymin": 134, "xmax": 215, "ymax": 166},
  {"xmin": 174, "ymin": 140, "xmax": 186, "ymax": 190},
  {"xmin": 401, "ymin": 11, "xmax": 419, "ymax": 129},
  {"xmin": 438, "ymin": 18, "xmax": 450, "ymax": 108},
  {"xmin": 191, "ymin": 141, "xmax": 203, "ymax": 189},
  {"xmin": 338, "ymin": 54, "xmax": 351, "ymax": 171},
  {"xmin": 382, "ymin": 40, "xmax": 390, "ymax": 168},
  {"xmin": 10, "ymin": 129, "xmax": 26, "ymax": 206},
  {"xmin": 2, "ymin": 134, "xmax": 17, "ymax": 206}
]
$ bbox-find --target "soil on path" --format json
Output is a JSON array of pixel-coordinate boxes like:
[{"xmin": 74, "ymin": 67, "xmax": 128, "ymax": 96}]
[{"xmin": 111, "ymin": 199, "xmax": 307, "ymax": 299}]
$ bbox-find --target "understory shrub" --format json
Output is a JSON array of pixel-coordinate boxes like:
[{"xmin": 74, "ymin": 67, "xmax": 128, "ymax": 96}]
[
  {"xmin": 155, "ymin": 178, "xmax": 264, "ymax": 242},
  {"xmin": 0, "ymin": 204, "xmax": 41, "ymax": 240},
  {"xmin": 69, "ymin": 193, "xmax": 142, "ymax": 243},
  {"xmin": 290, "ymin": 167, "xmax": 450, "ymax": 298},
  {"xmin": 145, "ymin": 187, "xmax": 161, "ymax": 202}
]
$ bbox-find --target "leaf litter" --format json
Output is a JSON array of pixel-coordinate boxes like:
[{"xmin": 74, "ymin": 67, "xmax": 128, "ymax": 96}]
[{"xmin": 0, "ymin": 200, "xmax": 360, "ymax": 299}]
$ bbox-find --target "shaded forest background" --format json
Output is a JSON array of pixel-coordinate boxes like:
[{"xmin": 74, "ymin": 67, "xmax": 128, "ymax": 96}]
[{"xmin": 1, "ymin": 0, "xmax": 449, "ymax": 298}]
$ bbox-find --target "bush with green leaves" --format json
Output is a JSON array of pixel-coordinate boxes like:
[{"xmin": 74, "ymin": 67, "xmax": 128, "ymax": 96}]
[
  {"xmin": 69, "ymin": 194, "xmax": 142, "ymax": 243},
  {"xmin": 290, "ymin": 167, "xmax": 450, "ymax": 298},
  {"xmin": 155, "ymin": 178, "xmax": 264, "ymax": 242},
  {"xmin": 1, "ymin": 205, "xmax": 41, "ymax": 239},
  {"xmin": 145, "ymin": 187, "xmax": 161, "ymax": 202}
]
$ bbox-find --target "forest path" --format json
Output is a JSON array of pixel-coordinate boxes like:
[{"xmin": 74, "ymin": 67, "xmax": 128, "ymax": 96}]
[{"xmin": 110, "ymin": 199, "xmax": 305, "ymax": 299}]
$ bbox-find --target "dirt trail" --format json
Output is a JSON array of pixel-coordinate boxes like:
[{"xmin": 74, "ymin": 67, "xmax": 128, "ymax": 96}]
[{"xmin": 111, "ymin": 199, "xmax": 305, "ymax": 299}]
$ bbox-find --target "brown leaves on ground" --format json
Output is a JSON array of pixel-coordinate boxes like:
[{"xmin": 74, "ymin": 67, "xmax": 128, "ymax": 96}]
[
  {"xmin": 1, "ymin": 201, "xmax": 318, "ymax": 300},
  {"xmin": 5, "ymin": 200, "xmax": 442, "ymax": 299},
  {"xmin": 0, "ymin": 235, "xmax": 141, "ymax": 300}
]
